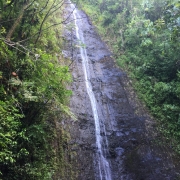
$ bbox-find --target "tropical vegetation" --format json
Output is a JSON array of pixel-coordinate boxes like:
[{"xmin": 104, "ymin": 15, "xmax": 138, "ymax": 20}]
[{"xmin": 0, "ymin": 0, "xmax": 72, "ymax": 179}]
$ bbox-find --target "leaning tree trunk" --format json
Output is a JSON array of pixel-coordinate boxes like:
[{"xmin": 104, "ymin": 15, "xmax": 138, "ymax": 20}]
[{"xmin": 6, "ymin": 3, "xmax": 29, "ymax": 41}]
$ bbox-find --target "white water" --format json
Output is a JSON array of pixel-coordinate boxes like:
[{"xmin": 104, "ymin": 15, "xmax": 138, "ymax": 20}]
[{"xmin": 70, "ymin": 3, "xmax": 112, "ymax": 180}]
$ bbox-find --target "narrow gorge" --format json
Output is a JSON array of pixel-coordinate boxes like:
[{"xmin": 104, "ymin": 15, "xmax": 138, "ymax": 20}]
[{"xmin": 62, "ymin": 2, "xmax": 180, "ymax": 180}]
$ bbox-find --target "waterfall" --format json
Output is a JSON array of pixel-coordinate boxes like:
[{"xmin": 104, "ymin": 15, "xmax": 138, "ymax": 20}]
[{"xmin": 70, "ymin": 3, "xmax": 112, "ymax": 180}]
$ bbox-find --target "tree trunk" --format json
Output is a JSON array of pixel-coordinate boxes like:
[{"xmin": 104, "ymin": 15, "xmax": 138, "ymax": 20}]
[{"xmin": 6, "ymin": 3, "xmax": 29, "ymax": 41}]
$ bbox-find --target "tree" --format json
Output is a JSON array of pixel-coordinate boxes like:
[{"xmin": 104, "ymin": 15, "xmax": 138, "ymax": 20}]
[{"xmin": 0, "ymin": 0, "xmax": 73, "ymax": 179}]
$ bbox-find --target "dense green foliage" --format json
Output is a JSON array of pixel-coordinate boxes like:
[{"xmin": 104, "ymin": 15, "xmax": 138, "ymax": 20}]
[
  {"xmin": 75, "ymin": 0, "xmax": 180, "ymax": 151},
  {"xmin": 0, "ymin": 0, "xmax": 72, "ymax": 179}
]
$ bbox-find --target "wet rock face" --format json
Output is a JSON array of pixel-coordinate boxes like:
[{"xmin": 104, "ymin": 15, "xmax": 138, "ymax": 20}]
[{"xmin": 63, "ymin": 3, "xmax": 180, "ymax": 180}]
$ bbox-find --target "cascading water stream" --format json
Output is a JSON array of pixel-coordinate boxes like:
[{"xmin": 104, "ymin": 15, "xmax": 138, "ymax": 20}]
[{"xmin": 70, "ymin": 3, "xmax": 112, "ymax": 180}]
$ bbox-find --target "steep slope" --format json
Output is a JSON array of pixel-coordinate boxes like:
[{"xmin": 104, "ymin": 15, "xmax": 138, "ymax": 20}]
[{"xmin": 63, "ymin": 2, "xmax": 180, "ymax": 180}]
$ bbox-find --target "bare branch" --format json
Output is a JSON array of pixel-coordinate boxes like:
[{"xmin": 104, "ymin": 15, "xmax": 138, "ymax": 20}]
[
  {"xmin": 1, "ymin": 38, "xmax": 38, "ymax": 58},
  {"xmin": 39, "ymin": 0, "xmax": 50, "ymax": 14},
  {"xmin": 48, "ymin": 0, "xmax": 64, "ymax": 17},
  {"xmin": 34, "ymin": 0, "xmax": 58, "ymax": 44},
  {"xmin": 6, "ymin": 2, "xmax": 85, "ymax": 46}
]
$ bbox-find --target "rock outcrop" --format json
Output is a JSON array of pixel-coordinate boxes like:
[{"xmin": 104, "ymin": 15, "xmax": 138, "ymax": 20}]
[{"xmin": 62, "ymin": 3, "xmax": 180, "ymax": 180}]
